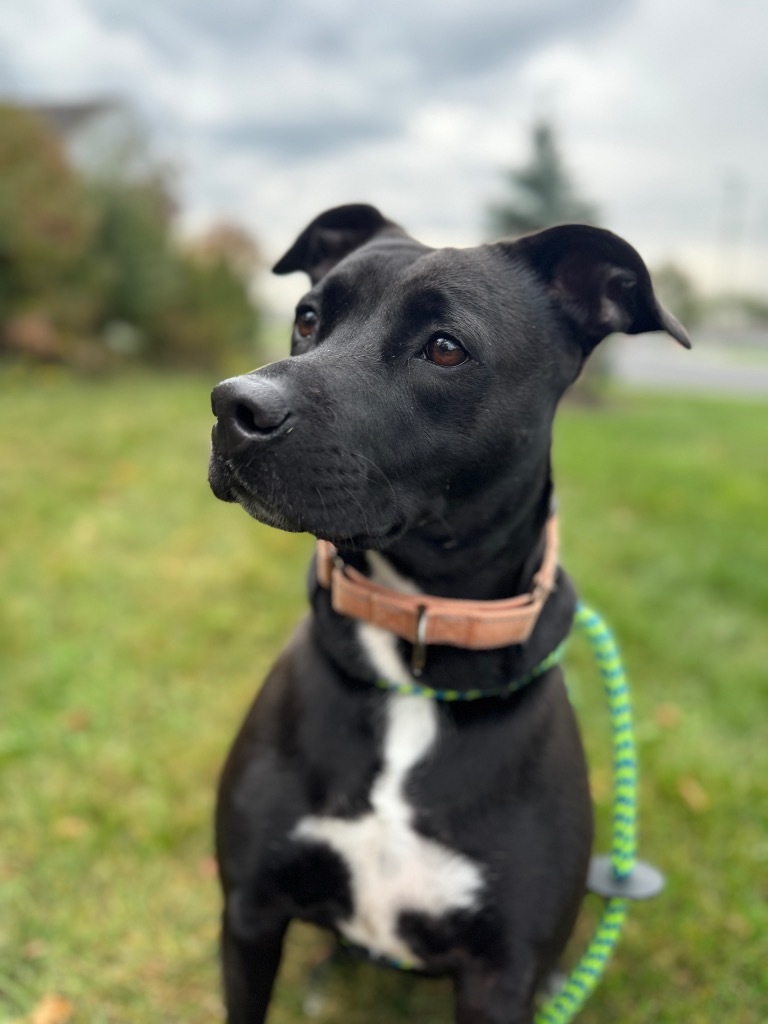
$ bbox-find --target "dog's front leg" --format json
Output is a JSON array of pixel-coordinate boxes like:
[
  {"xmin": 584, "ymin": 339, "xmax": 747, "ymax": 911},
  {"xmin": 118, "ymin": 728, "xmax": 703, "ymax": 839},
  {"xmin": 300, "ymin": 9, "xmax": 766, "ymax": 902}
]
[
  {"xmin": 453, "ymin": 962, "xmax": 539, "ymax": 1024},
  {"xmin": 221, "ymin": 904, "xmax": 288, "ymax": 1024}
]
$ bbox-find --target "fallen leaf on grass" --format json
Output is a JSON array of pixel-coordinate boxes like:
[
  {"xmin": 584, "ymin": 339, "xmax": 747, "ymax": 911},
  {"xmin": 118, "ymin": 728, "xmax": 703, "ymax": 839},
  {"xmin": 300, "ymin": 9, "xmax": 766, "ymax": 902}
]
[
  {"xmin": 677, "ymin": 775, "xmax": 711, "ymax": 813},
  {"xmin": 64, "ymin": 709, "xmax": 91, "ymax": 732},
  {"xmin": 654, "ymin": 702, "xmax": 682, "ymax": 729},
  {"xmin": 725, "ymin": 912, "xmax": 754, "ymax": 939},
  {"xmin": 30, "ymin": 994, "xmax": 74, "ymax": 1024},
  {"xmin": 22, "ymin": 939, "xmax": 48, "ymax": 960},
  {"xmin": 198, "ymin": 855, "xmax": 218, "ymax": 878},
  {"xmin": 53, "ymin": 816, "xmax": 90, "ymax": 839}
]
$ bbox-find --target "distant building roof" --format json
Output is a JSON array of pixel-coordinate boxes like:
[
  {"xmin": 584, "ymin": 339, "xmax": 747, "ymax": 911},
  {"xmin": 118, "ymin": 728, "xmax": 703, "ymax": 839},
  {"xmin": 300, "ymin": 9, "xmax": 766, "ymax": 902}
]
[{"xmin": 27, "ymin": 100, "xmax": 121, "ymax": 139}]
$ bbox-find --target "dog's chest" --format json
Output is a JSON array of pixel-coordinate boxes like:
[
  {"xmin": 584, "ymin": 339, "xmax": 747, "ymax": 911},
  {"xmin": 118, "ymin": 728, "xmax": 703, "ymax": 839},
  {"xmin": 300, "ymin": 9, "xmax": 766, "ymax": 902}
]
[{"xmin": 292, "ymin": 687, "xmax": 484, "ymax": 967}]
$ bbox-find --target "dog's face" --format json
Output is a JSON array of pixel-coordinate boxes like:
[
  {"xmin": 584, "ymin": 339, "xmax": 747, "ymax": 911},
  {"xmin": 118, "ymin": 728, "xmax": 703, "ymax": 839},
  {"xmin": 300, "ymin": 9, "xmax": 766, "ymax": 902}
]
[{"xmin": 209, "ymin": 205, "xmax": 688, "ymax": 549}]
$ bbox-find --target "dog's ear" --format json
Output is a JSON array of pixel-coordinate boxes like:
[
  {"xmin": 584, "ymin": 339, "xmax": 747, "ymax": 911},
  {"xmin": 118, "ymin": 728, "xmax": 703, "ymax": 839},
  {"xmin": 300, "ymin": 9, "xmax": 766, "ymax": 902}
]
[
  {"xmin": 505, "ymin": 224, "xmax": 691, "ymax": 353},
  {"xmin": 272, "ymin": 204, "xmax": 404, "ymax": 284}
]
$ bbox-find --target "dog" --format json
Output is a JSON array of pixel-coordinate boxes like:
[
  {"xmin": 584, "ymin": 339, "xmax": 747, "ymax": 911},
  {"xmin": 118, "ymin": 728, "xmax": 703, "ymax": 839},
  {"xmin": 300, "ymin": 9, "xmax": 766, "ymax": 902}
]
[{"xmin": 208, "ymin": 204, "xmax": 689, "ymax": 1024}]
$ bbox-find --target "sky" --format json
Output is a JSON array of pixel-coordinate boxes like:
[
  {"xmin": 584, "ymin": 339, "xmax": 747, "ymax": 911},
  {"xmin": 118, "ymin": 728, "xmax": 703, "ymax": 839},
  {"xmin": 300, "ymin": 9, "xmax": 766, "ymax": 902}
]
[{"xmin": 1, "ymin": 0, "xmax": 766, "ymax": 315}]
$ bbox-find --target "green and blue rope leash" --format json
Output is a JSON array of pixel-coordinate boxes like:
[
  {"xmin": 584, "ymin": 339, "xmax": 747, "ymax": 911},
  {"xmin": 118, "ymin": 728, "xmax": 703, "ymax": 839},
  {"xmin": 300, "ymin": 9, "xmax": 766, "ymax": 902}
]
[
  {"xmin": 375, "ymin": 601, "xmax": 664, "ymax": 1023},
  {"xmin": 534, "ymin": 603, "xmax": 663, "ymax": 1024}
]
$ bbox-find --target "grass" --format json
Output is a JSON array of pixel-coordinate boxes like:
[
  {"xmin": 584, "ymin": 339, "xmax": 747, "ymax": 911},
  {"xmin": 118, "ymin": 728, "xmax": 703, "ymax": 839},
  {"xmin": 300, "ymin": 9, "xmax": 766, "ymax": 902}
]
[{"xmin": 0, "ymin": 366, "xmax": 765, "ymax": 1023}]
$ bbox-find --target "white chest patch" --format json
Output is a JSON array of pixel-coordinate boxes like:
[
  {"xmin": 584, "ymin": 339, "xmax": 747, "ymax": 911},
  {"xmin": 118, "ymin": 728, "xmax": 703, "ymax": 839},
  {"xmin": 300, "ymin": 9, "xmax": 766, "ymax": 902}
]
[
  {"xmin": 293, "ymin": 695, "xmax": 484, "ymax": 966},
  {"xmin": 293, "ymin": 552, "xmax": 484, "ymax": 966}
]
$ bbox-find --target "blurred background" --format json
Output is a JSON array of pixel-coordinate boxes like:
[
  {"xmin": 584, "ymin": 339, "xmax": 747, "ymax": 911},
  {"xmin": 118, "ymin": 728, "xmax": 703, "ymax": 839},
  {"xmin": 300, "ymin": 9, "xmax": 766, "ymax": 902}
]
[
  {"xmin": 0, "ymin": 0, "xmax": 767, "ymax": 375},
  {"xmin": 0, "ymin": 2, "xmax": 766, "ymax": 1023}
]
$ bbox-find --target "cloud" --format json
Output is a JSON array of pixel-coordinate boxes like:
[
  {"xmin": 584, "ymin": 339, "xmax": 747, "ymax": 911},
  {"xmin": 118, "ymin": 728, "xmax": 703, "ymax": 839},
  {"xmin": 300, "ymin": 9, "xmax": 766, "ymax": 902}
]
[
  {"xmin": 0, "ymin": 0, "xmax": 766, "ymax": 306},
  {"xmin": 2, "ymin": 0, "xmax": 628, "ymax": 159},
  {"xmin": 84, "ymin": 0, "xmax": 626, "ymax": 77}
]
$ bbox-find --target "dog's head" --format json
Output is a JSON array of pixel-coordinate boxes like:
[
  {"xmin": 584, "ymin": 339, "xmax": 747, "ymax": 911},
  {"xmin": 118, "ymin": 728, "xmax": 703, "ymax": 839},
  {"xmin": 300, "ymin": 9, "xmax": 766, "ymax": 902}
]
[{"xmin": 209, "ymin": 204, "xmax": 689, "ymax": 550}]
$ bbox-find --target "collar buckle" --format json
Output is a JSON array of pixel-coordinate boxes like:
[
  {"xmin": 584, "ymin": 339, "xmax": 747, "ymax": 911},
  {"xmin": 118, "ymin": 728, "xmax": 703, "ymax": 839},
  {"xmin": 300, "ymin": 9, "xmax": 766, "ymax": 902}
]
[{"xmin": 410, "ymin": 605, "xmax": 428, "ymax": 677}]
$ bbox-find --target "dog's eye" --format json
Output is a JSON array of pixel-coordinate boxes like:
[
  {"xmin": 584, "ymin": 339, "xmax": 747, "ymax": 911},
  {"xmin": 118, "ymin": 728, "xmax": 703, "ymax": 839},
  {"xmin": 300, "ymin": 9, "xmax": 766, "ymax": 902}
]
[
  {"xmin": 423, "ymin": 334, "xmax": 468, "ymax": 367},
  {"xmin": 295, "ymin": 309, "xmax": 318, "ymax": 340}
]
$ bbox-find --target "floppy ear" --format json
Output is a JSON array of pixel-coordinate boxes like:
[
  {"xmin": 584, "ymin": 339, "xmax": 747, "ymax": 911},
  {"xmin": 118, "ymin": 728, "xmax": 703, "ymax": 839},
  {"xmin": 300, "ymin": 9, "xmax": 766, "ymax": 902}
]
[
  {"xmin": 507, "ymin": 224, "xmax": 691, "ymax": 353},
  {"xmin": 272, "ymin": 203, "xmax": 404, "ymax": 284}
]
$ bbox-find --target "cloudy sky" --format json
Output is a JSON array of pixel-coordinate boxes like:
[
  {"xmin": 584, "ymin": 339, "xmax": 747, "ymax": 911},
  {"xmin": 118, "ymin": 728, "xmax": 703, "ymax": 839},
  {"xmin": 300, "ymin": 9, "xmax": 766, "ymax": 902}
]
[{"xmin": 1, "ymin": 0, "xmax": 766, "ymax": 313}]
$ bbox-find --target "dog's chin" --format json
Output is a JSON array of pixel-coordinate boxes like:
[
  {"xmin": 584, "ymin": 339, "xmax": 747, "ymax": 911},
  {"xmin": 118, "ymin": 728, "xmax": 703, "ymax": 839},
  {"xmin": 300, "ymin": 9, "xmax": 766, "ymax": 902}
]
[
  {"xmin": 229, "ymin": 489, "xmax": 305, "ymax": 533},
  {"xmin": 209, "ymin": 455, "xmax": 409, "ymax": 547},
  {"xmin": 240, "ymin": 502, "xmax": 408, "ymax": 550},
  {"xmin": 208, "ymin": 477, "xmax": 237, "ymax": 504},
  {"xmin": 207, "ymin": 453, "xmax": 239, "ymax": 504},
  {"xmin": 214, "ymin": 479, "xmax": 408, "ymax": 549}
]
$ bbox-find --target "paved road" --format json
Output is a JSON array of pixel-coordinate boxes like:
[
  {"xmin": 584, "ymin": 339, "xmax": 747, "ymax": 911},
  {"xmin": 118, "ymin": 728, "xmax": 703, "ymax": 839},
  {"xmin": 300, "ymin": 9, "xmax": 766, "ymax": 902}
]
[{"xmin": 610, "ymin": 335, "xmax": 768, "ymax": 396}]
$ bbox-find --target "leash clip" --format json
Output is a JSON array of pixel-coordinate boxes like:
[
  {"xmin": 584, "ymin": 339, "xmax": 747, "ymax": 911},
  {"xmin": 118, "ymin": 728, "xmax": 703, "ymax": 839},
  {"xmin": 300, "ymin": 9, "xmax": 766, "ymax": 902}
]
[
  {"xmin": 411, "ymin": 605, "xmax": 428, "ymax": 677},
  {"xmin": 531, "ymin": 571, "xmax": 553, "ymax": 604}
]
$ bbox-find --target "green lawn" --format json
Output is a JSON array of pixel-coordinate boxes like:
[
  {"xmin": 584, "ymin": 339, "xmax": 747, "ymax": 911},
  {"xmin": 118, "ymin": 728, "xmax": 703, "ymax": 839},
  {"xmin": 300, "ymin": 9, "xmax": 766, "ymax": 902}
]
[{"xmin": 0, "ymin": 367, "xmax": 765, "ymax": 1024}]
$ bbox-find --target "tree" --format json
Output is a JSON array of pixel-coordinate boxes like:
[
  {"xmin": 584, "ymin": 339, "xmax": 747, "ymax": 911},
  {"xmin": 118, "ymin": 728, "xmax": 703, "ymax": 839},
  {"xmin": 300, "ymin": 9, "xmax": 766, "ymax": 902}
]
[
  {"xmin": 190, "ymin": 222, "xmax": 261, "ymax": 280},
  {"xmin": 85, "ymin": 182, "xmax": 261, "ymax": 370},
  {"xmin": 487, "ymin": 120, "xmax": 599, "ymax": 238},
  {"xmin": 88, "ymin": 178, "xmax": 177, "ymax": 327},
  {"xmin": 486, "ymin": 121, "xmax": 608, "ymax": 400},
  {"xmin": 0, "ymin": 105, "xmax": 100, "ymax": 352},
  {"xmin": 0, "ymin": 103, "xmax": 262, "ymax": 371}
]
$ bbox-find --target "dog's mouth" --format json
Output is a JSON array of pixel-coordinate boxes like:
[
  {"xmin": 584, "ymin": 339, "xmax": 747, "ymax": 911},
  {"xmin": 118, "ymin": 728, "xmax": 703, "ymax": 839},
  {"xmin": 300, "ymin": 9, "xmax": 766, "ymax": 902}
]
[
  {"xmin": 234, "ymin": 485, "xmax": 408, "ymax": 550},
  {"xmin": 208, "ymin": 451, "xmax": 304, "ymax": 532},
  {"xmin": 229, "ymin": 486, "xmax": 305, "ymax": 534},
  {"xmin": 208, "ymin": 447, "xmax": 409, "ymax": 551}
]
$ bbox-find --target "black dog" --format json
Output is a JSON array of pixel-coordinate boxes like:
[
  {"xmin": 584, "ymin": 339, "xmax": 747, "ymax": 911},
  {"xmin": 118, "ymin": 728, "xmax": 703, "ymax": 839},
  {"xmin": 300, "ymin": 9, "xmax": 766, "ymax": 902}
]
[{"xmin": 208, "ymin": 204, "xmax": 689, "ymax": 1024}]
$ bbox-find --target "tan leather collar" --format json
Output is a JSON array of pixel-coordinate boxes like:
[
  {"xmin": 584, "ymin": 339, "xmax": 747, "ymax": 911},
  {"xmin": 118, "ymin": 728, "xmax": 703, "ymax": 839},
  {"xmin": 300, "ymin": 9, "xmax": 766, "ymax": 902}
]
[{"xmin": 316, "ymin": 516, "xmax": 559, "ymax": 652}]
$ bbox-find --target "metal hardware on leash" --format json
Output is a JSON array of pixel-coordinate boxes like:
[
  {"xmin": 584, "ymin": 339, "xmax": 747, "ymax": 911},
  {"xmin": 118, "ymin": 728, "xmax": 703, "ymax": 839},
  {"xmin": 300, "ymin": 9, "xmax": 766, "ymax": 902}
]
[
  {"xmin": 588, "ymin": 856, "xmax": 664, "ymax": 901},
  {"xmin": 411, "ymin": 605, "xmax": 428, "ymax": 676}
]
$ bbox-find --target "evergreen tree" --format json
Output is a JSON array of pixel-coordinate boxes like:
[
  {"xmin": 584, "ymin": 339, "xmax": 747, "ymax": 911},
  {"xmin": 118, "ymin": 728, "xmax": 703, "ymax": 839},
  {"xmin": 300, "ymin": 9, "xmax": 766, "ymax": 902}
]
[
  {"xmin": 487, "ymin": 120, "xmax": 599, "ymax": 238},
  {"xmin": 486, "ymin": 121, "xmax": 608, "ymax": 398}
]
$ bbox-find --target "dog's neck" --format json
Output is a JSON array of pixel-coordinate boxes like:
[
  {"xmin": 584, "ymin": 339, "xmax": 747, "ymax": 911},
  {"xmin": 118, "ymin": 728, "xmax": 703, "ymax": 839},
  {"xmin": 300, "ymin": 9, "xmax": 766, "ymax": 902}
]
[
  {"xmin": 349, "ymin": 470, "xmax": 553, "ymax": 603},
  {"xmin": 308, "ymin": 465, "xmax": 576, "ymax": 694}
]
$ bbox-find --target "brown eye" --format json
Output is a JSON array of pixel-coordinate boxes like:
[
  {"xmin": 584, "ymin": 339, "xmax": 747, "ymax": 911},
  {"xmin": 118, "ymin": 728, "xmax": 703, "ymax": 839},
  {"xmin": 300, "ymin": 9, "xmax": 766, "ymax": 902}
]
[
  {"xmin": 295, "ymin": 309, "xmax": 318, "ymax": 339},
  {"xmin": 423, "ymin": 334, "xmax": 468, "ymax": 367}
]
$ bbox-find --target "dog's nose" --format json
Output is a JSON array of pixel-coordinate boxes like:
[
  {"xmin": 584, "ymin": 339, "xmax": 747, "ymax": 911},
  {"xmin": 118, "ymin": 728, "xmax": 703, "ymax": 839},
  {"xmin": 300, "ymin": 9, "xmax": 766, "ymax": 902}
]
[{"xmin": 211, "ymin": 375, "xmax": 292, "ymax": 452}]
